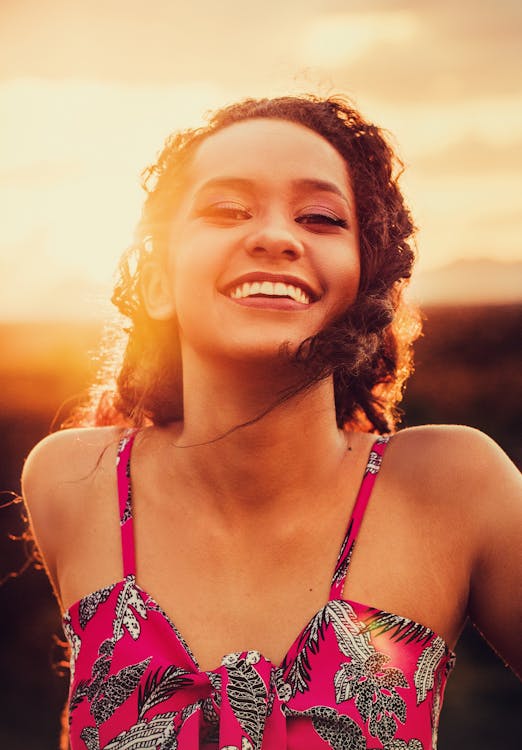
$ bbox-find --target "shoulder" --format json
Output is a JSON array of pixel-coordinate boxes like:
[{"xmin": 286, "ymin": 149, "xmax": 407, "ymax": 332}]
[
  {"xmin": 387, "ymin": 423, "xmax": 519, "ymax": 489},
  {"xmin": 22, "ymin": 426, "xmax": 126, "ymax": 589},
  {"xmin": 22, "ymin": 425, "xmax": 124, "ymax": 498},
  {"xmin": 389, "ymin": 425, "xmax": 522, "ymax": 673}
]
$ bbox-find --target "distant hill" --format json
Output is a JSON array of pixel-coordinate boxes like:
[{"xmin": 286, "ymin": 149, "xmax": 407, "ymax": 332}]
[{"xmin": 410, "ymin": 258, "xmax": 522, "ymax": 306}]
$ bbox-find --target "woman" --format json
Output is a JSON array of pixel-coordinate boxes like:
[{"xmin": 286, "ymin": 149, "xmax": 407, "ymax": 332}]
[{"xmin": 22, "ymin": 96, "xmax": 521, "ymax": 750}]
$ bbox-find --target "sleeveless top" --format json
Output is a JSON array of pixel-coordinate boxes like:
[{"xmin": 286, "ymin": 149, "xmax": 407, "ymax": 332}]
[{"xmin": 62, "ymin": 432, "xmax": 455, "ymax": 750}]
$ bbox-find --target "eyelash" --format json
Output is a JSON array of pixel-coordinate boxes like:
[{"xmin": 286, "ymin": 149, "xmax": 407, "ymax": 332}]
[
  {"xmin": 202, "ymin": 202, "xmax": 251, "ymax": 220},
  {"xmin": 296, "ymin": 213, "xmax": 347, "ymax": 228},
  {"xmin": 201, "ymin": 203, "xmax": 348, "ymax": 229}
]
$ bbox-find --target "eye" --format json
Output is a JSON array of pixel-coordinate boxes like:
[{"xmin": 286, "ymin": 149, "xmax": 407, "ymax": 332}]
[
  {"xmin": 201, "ymin": 201, "xmax": 252, "ymax": 222},
  {"xmin": 296, "ymin": 211, "xmax": 348, "ymax": 229}
]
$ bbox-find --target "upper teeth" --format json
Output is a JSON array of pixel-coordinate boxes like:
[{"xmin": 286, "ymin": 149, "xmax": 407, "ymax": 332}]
[{"xmin": 229, "ymin": 281, "xmax": 311, "ymax": 304}]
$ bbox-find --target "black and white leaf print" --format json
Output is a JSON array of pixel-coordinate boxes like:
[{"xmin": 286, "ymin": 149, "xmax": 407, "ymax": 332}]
[
  {"xmin": 121, "ymin": 481, "xmax": 132, "ymax": 526},
  {"xmin": 330, "ymin": 525, "xmax": 354, "ymax": 588},
  {"xmin": 102, "ymin": 711, "xmax": 177, "ymax": 749},
  {"xmin": 284, "ymin": 605, "xmax": 330, "ymax": 695},
  {"xmin": 78, "ymin": 584, "xmax": 116, "ymax": 629},
  {"xmin": 333, "ymin": 629, "xmax": 409, "ymax": 745},
  {"xmin": 80, "ymin": 725, "xmax": 100, "ymax": 750},
  {"xmin": 353, "ymin": 680, "xmax": 375, "ymax": 722},
  {"xmin": 208, "ymin": 671, "xmax": 223, "ymax": 707},
  {"xmin": 112, "ymin": 579, "xmax": 148, "ymax": 642},
  {"xmin": 386, "ymin": 740, "xmax": 423, "ymax": 750},
  {"xmin": 366, "ymin": 449, "xmax": 383, "ymax": 475},
  {"xmin": 201, "ymin": 697, "xmax": 220, "ymax": 744},
  {"xmin": 137, "ymin": 665, "xmax": 194, "ymax": 718},
  {"xmin": 369, "ymin": 709, "xmax": 397, "ymax": 744},
  {"xmin": 62, "ymin": 611, "xmax": 82, "ymax": 680},
  {"xmin": 226, "ymin": 656, "xmax": 268, "ymax": 750},
  {"xmin": 333, "ymin": 663, "xmax": 354, "ymax": 704},
  {"xmin": 87, "ymin": 652, "xmax": 113, "ymax": 699},
  {"xmin": 283, "ymin": 705, "xmax": 367, "ymax": 750},
  {"xmin": 328, "ymin": 600, "xmax": 373, "ymax": 663},
  {"xmin": 91, "ymin": 657, "xmax": 151, "ymax": 725},
  {"xmin": 414, "ymin": 637, "xmax": 446, "ymax": 705},
  {"xmin": 69, "ymin": 679, "xmax": 90, "ymax": 716},
  {"xmin": 383, "ymin": 690, "xmax": 407, "ymax": 724},
  {"xmin": 361, "ymin": 610, "xmax": 434, "ymax": 648}
]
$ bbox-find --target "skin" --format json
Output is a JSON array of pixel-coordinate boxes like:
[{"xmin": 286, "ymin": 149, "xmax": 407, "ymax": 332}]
[{"xmin": 22, "ymin": 119, "xmax": 522, "ymax": 677}]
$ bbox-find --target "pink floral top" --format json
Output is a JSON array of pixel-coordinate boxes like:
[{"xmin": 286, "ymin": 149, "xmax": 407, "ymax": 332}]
[{"xmin": 63, "ymin": 432, "xmax": 455, "ymax": 749}]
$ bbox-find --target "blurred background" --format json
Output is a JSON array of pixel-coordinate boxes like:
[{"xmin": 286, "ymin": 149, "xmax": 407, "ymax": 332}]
[{"xmin": 1, "ymin": 1, "xmax": 521, "ymax": 747}]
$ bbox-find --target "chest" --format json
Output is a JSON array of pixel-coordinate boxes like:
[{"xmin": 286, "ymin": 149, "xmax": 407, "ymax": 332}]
[{"xmin": 60, "ymin": 459, "xmax": 467, "ymax": 671}]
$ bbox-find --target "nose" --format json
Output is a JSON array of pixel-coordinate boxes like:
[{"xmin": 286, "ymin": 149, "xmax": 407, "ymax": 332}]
[{"xmin": 245, "ymin": 214, "xmax": 304, "ymax": 261}]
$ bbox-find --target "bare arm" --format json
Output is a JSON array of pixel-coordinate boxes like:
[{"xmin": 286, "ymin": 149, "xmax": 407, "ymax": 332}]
[
  {"xmin": 464, "ymin": 430, "xmax": 522, "ymax": 677},
  {"xmin": 21, "ymin": 426, "xmax": 122, "ymax": 608}
]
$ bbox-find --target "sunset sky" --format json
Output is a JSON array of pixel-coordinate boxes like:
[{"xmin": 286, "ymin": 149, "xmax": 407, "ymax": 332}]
[{"xmin": 1, "ymin": 0, "xmax": 521, "ymax": 319}]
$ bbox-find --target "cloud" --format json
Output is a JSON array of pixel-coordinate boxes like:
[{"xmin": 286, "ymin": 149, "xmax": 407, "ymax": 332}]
[
  {"xmin": 1, "ymin": 1, "xmax": 520, "ymax": 105},
  {"xmin": 0, "ymin": 0, "xmax": 320, "ymax": 87},
  {"xmin": 315, "ymin": 1, "xmax": 522, "ymax": 102},
  {"xmin": 414, "ymin": 135, "xmax": 522, "ymax": 175}
]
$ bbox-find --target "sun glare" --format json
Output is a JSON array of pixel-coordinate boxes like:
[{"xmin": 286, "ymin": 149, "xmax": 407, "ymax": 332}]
[
  {"xmin": 301, "ymin": 11, "xmax": 419, "ymax": 68},
  {"xmin": 1, "ymin": 79, "xmax": 226, "ymax": 319}
]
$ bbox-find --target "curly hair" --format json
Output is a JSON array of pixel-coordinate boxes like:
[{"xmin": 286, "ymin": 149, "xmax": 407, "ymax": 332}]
[{"xmin": 78, "ymin": 94, "xmax": 420, "ymax": 434}]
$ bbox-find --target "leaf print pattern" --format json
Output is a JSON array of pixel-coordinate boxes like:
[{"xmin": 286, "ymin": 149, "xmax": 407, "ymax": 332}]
[
  {"xmin": 224, "ymin": 652, "xmax": 268, "ymax": 750},
  {"xmin": 78, "ymin": 584, "xmax": 115, "ymax": 630},
  {"xmin": 137, "ymin": 666, "xmax": 193, "ymax": 717},
  {"xmin": 112, "ymin": 578, "xmax": 148, "ymax": 642},
  {"xmin": 335, "ymin": 649, "xmax": 408, "ymax": 744},
  {"xmin": 103, "ymin": 711, "xmax": 177, "ymax": 749},
  {"xmin": 330, "ymin": 525, "xmax": 354, "ymax": 591},
  {"xmin": 387, "ymin": 740, "xmax": 424, "ymax": 750},
  {"xmin": 414, "ymin": 637, "xmax": 447, "ymax": 705},
  {"xmin": 361, "ymin": 610, "xmax": 434, "ymax": 648},
  {"xmin": 283, "ymin": 705, "xmax": 366, "ymax": 750},
  {"xmin": 65, "ymin": 433, "xmax": 453, "ymax": 750},
  {"xmin": 283, "ymin": 605, "xmax": 330, "ymax": 695},
  {"xmin": 91, "ymin": 658, "xmax": 152, "ymax": 725},
  {"xmin": 79, "ymin": 726, "xmax": 100, "ymax": 750},
  {"xmin": 366, "ymin": 436, "xmax": 388, "ymax": 474},
  {"xmin": 221, "ymin": 740, "xmax": 253, "ymax": 750},
  {"xmin": 328, "ymin": 600, "xmax": 374, "ymax": 663},
  {"xmin": 63, "ymin": 611, "xmax": 82, "ymax": 682}
]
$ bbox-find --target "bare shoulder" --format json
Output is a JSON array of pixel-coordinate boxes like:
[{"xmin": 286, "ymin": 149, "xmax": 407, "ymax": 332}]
[
  {"xmin": 22, "ymin": 426, "xmax": 124, "ymax": 592},
  {"xmin": 387, "ymin": 423, "xmax": 521, "ymax": 530},
  {"xmin": 388, "ymin": 423, "xmax": 520, "ymax": 494},
  {"xmin": 22, "ymin": 425, "xmax": 124, "ymax": 500},
  {"xmin": 390, "ymin": 424, "xmax": 522, "ymax": 674}
]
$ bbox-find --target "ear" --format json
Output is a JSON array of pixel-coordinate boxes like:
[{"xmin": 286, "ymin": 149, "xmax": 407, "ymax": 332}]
[{"xmin": 140, "ymin": 260, "xmax": 176, "ymax": 320}]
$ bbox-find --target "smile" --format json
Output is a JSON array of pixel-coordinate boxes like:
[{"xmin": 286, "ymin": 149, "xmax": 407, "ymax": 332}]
[{"xmin": 228, "ymin": 280, "xmax": 311, "ymax": 305}]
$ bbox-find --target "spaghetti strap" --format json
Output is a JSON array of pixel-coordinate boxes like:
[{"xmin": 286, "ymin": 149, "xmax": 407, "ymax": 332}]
[
  {"xmin": 329, "ymin": 435, "xmax": 390, "ymax": 600},
  {"xmin": 116, "ymin": 429, "xmax": 138, "ymax": 578}
]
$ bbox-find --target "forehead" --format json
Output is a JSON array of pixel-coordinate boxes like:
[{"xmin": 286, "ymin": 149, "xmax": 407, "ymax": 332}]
[{"xmin": 186, "ymin": 118, "xmax": 351, "ymax": 194}]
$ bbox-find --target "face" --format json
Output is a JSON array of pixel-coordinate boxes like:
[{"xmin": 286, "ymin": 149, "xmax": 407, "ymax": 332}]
[{"xmin": 145, "ymin": 118, "xmax": 360, "ymax": 366}]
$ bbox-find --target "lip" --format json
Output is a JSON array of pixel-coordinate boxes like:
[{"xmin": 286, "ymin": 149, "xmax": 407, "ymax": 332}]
[{"xmin": 220, "ymin": 271, "xmax": 321, "ymax": 302}]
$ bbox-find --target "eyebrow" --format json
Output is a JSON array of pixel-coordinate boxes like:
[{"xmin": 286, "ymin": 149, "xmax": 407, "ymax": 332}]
[{"xmin": 194, "ymin": 176, "xmax": 351, "ymax": 207}]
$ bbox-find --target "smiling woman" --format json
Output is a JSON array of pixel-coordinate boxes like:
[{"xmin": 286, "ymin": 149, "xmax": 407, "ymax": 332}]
[{"xmin": 21, "ymin": 95, "xmax": 521, "ymax": 750}]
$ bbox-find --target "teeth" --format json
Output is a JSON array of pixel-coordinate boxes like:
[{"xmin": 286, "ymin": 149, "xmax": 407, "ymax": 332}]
[
  {"xmin": 229, "ymin": 281, "xmax": 311, "ymax": 304},
  {"xmin": 260, "ymin": 281, "xmax": 274, "ymax": 295}
]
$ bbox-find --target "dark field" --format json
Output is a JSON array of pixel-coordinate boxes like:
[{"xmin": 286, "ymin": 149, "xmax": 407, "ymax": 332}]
[{"xmin": 1, "ymin": 305, "xmax": 521, "ymax": 749}]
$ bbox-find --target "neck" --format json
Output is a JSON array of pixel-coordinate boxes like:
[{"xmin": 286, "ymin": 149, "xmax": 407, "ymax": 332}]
[{"xmin": 161, "ymin": 352, "xmax": 351, "ymax": 519}]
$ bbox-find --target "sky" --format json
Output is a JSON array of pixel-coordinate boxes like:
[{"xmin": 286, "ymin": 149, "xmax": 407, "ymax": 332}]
[{"xmin": 1, "ymin": 0, "xmax": 521, "ymax": 319}]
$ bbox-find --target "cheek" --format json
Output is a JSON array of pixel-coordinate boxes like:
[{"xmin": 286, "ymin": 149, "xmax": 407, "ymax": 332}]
[{"xmin": 328, "ymin": 245, "xmax": 361, "ymax": 310}]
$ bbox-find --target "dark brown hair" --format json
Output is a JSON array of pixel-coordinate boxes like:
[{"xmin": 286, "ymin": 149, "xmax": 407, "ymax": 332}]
[{"xmin": 79, "ymin": 94, "xmax": 419, "ymax": 434}]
